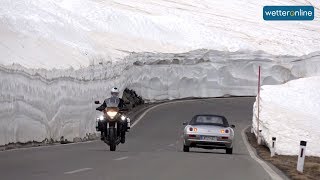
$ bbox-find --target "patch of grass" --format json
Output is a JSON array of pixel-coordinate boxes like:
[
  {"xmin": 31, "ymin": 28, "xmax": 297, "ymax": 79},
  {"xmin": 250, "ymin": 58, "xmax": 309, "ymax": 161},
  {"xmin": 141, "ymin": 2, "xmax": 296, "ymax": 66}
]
[{"xmin": 246, "ymin": 129, "xmax": 320, "ymax": 180}]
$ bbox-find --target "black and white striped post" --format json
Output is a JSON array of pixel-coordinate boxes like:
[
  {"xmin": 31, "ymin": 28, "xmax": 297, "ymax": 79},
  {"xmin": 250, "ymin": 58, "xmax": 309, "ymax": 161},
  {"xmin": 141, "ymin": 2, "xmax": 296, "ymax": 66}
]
[
  {"xmin": 297, "ymin": 141, "xmax": 307, "ymax": 173},
  {"xmin": 257, "ymin": 130, "xmax": 262, "ymax": 145},
  {"xmin": 270, "ymin": 137, "xmax": 276, "ymax": 157}
]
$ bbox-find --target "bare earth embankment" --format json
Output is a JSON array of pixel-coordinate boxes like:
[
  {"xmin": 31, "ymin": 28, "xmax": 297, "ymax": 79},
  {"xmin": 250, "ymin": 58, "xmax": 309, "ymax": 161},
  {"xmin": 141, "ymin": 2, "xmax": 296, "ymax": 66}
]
[{"xmin": 246, "ymin": 129, "xmax": 320, "ymax": 180}]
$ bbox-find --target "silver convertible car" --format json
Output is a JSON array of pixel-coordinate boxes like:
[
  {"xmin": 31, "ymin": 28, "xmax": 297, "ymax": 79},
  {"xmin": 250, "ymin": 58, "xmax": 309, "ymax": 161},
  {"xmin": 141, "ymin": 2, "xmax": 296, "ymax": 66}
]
[{"xmin": 182, "ymin": 114, "xmax": 235, "ymax": 154}]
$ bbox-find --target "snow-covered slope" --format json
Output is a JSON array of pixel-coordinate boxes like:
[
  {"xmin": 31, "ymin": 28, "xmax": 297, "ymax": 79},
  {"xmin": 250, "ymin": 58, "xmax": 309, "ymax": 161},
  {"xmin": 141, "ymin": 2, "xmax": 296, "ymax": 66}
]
[
  {"xmin": 1, "ymin": 0, "xmax": 319, "ymax": 69},
  {"xmin": 252, "ymin": 76, "xmax": 320, "ymax": 156}
]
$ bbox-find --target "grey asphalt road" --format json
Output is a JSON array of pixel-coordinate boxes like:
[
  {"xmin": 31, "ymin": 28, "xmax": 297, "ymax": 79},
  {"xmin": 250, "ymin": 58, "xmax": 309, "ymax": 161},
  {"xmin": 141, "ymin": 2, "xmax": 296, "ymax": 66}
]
[{"xmin": 0, "ymin": 97, "xmax": 274, "ymax": 180}]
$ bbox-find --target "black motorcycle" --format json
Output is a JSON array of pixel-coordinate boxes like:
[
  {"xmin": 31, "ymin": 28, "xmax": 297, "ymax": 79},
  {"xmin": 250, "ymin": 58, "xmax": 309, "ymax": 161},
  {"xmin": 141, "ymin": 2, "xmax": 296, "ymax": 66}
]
[{"xmin": 95, "ymin": 97, "xmax": 130, "ymax": 151}]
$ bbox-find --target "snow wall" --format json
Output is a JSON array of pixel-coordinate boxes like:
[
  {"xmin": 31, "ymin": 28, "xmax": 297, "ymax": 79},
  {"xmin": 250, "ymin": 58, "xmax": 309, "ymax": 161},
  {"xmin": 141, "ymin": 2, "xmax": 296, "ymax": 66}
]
[
  {"xmin": 1, "ymin": 0, "xmax": 320, "ymax": 69},
  {"xmin": 252, "ymin": 76, "xmax": 320, "ymax": 156},
  {"xmin": 1, "ymin": 49, "xmax": 320, "ymax": 145}
]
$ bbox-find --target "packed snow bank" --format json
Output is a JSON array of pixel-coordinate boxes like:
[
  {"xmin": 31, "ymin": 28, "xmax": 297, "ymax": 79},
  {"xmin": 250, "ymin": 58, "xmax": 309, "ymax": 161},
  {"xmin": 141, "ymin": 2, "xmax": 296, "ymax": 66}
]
[
  {"xmin": 0, "ymin": 0, "xmax": 319, "ymax": 69},
  {"xmin": 1, "ymin": 50, "xmax": 320, "ymax": 145},
  {"xmin": 252, "ymin": 76, "xmax": 320, "ymax": 156},
  {"xmin": 3, "ymin": 49, "xmax": 320, "ymax": 100}
]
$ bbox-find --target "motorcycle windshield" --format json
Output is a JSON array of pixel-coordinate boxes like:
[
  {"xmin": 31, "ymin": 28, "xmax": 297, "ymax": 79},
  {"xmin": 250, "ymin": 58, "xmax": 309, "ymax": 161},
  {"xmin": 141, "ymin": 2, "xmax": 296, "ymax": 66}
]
[{"xmin": 106, "ymin": 96, "xmax": 120, "ymax": 108}]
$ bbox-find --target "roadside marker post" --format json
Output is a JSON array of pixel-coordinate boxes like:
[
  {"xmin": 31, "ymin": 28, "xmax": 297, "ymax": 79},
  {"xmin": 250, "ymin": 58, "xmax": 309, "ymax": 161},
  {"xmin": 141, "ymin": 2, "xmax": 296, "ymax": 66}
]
[
  {"xmin": 257, "ymin": 66, "xmax": 261, "ymax": 144},
  {"xmin": 297, "ymin": 141, "xmax": 307, "ymax": 173},
  {"xmin": 257, "ymin": 130, "xmax": 262, "ymax": 145},
  {"xmin": 270, "ymin": 137, "xmax": 276, "ymax": 157}
]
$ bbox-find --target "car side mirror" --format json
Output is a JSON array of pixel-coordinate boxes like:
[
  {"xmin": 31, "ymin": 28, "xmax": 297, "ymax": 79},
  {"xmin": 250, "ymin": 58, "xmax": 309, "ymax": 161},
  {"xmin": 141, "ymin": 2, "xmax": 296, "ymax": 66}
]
[
  {"xmin": 94, "ymin": 101, "xmax": 100, "ymax": 104},
  {"xmin": 183, "ymin": 122, "xmax": 188, "ymax": 125},
  {"xmin": 230, "ymin": 125, "xmax": 235, "ymax": 128}
]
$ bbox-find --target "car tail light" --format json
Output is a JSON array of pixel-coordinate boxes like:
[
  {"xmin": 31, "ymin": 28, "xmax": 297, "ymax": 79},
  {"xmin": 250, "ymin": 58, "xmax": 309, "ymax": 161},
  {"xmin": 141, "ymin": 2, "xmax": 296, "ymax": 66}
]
[
  {"xmin": 221, "ymin": 136, "xmax": 228, "ymax": 140},
  {"xmin": 189, "ymin": 135, "xmax": 196, "ymax": 138},
  {"xmin": 189, "ymin": 127, "xmax": 197, "ymax": 132},
  {"xmin": 220, "ymin": 129, "xmax": 229, "ymax": 133}
]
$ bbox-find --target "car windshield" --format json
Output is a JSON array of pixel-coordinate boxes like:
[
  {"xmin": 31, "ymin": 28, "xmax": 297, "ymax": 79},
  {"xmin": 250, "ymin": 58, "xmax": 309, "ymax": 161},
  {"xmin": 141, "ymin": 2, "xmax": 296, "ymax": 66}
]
[{"xmin": 190, "ymin": 115, "xmax": 228, "ymax": 127}]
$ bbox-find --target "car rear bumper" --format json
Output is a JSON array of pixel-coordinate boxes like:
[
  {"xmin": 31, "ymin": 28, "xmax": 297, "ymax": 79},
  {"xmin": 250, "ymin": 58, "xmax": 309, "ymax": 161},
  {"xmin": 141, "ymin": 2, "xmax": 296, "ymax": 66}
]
[{"xmin": 184, "ymin": 138, "xmax": 233, "ymax": 149}]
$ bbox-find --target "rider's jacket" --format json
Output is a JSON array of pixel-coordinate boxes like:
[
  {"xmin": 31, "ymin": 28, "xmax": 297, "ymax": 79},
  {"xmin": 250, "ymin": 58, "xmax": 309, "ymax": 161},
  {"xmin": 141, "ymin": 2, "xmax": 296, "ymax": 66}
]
[{"xmin": 96, "ymin": 96, "xmax": 126, "ymax": 111}]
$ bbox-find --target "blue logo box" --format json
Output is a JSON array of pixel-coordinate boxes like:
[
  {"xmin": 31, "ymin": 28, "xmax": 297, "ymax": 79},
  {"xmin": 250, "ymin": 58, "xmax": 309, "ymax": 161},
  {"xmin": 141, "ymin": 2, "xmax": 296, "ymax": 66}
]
[{"xmin": 263, "ymin": 6, "xmax": 314, "ymax": 21}]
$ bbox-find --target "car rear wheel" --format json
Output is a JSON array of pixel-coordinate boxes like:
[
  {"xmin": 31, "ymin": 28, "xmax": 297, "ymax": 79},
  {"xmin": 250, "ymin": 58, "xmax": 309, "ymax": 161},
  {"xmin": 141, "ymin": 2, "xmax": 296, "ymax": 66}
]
[
  {"xmin": 226, "ymin": 147, "xmax": 233, "ymax": 154},
  {"xmin": 183, "ymin": 145, "xmax": 190, "ymax": 152}
]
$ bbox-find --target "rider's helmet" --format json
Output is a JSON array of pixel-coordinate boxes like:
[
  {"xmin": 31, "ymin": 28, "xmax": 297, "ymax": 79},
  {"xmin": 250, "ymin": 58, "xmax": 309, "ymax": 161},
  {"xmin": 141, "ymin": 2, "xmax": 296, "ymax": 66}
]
[{"xmin": 111, "ymin": 87, "xmax": 120, "ymax": 97}]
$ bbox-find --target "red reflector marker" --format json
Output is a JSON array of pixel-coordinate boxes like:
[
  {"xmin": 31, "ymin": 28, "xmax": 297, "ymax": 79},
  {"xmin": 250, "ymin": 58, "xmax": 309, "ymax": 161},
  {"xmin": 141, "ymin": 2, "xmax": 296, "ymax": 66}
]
[
  {"xmin": 221, "ymin": 137, "xmax": 228, "ymax": 140},
  {"xmin": 189, "ymin": 135, "xmax": 196, "ymax": 138}
]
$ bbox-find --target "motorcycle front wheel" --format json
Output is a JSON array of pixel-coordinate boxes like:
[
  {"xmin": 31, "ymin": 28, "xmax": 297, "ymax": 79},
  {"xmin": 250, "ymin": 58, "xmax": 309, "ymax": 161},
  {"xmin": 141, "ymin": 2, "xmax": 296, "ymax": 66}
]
[
  {"xmin": 110, "ymin": 143, "xmax": 116, "ymax": 151},
  {"xmin": 108, "ymin": 127, "xmax": 116, "ymax": 151}
]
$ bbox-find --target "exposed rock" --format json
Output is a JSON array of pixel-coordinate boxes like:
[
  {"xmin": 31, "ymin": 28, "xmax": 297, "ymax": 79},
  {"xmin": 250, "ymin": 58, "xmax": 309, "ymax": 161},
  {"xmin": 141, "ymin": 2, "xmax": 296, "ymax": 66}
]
[
  {"xmin": 172, "ymin": 59, "xmax": 180, "ymax": 64},
  {"xmin": 133, "ymin": 61, "xmax": 144, "ymax": 66},
  {"xmin": 73, "ymin": 137, "xmax": 82, "ymax": 143},
  {"xmin": 122, "ymin": 88, "xmax": 145, "ymax": 110}
]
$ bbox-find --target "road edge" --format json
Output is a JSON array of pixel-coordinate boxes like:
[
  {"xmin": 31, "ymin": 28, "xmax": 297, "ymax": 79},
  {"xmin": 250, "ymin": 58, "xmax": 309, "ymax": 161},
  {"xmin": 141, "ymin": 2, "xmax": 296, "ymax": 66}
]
[
  {"xmin": 241, "ymin": 125, "xmax": 285, "ymax": 180},
  {"xmin": 133, "ymin": 99, "xmax": 287, "ymax": 180},
  {"xmin": 2, "ymin": 97, "xmax": 289, "ymax": 180}
]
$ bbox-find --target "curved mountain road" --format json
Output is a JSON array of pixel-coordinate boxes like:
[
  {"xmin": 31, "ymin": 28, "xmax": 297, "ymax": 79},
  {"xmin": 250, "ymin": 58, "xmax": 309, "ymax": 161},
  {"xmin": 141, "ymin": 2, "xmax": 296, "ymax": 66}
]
[{"xmin": 0, "ymin": 97, "xmax": 283, "ymax": 180}]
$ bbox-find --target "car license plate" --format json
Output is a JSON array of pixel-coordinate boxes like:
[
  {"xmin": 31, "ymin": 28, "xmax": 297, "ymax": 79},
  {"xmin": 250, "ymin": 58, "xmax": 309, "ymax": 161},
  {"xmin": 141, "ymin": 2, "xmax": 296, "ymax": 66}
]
[{"xmin": 201, "ymin": 136, "xmax": 216, "ymax": 141}]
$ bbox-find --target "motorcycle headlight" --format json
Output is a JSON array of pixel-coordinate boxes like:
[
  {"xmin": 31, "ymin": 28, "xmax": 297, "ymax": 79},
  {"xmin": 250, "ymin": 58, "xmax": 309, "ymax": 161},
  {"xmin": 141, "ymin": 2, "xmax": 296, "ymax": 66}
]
[
  {"xmin": 121, "ymin": 115, "xmax": 126, "ymax": 121},
  {"xmin": 107, "ymin": 111, "xmax": 118, "ymax": 119},
  {"xmin": 99, "ymin": 115, "xmax": 104, "ymax": 121}
]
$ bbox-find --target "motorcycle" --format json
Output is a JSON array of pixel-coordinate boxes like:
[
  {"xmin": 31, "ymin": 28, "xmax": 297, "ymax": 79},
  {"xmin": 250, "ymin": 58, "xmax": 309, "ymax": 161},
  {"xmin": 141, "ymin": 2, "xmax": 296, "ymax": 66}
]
[{"xmin": 95, "ymin": 97, "xmax": 130, "ymax": 151}]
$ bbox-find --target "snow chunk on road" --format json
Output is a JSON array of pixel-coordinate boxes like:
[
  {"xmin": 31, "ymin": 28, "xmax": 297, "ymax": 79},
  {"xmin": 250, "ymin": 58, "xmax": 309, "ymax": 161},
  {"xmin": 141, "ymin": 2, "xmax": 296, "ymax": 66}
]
[{"xmin": 252, "ymin": 76, "xmax": 320, "ymax": 156}]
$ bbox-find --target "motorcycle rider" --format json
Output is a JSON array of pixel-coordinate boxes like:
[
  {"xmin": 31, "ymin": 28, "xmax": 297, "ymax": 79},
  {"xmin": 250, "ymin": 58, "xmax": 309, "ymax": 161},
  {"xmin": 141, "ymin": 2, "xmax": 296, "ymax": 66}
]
[{"xmin": 96, "ymin": 87, "xmax": 129, "ymax": 143}]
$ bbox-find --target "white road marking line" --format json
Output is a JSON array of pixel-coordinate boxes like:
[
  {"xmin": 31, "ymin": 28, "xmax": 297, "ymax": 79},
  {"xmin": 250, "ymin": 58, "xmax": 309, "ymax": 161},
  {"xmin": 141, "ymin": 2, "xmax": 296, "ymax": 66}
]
[
  {"xmin": 241, "ymin": 126, "xmax": 283, "ymax": 180},
  {"xmin": 131, "ymin": 99, "xmax": 202, "ymax": 128},
  {"xmin": 114, "ymin": 156, "xmax": 128, "ymax": 161},
  {"xmin": 131, "ymin": 104, "xmax": 163, "ymax": 128},
  {"xmin": 64, "ymin": 168, "xmax": 92, "ymax": 175}
]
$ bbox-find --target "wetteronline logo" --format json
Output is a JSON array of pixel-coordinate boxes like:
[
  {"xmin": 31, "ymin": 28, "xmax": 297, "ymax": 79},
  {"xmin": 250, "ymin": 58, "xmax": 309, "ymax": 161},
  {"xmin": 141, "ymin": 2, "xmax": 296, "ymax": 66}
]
[{"xmin": 263, "ymin": 6, "xmax": 314, "ymax": 21}]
